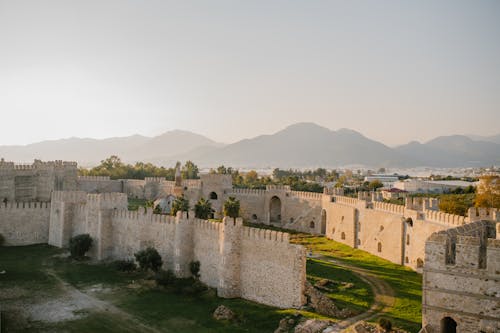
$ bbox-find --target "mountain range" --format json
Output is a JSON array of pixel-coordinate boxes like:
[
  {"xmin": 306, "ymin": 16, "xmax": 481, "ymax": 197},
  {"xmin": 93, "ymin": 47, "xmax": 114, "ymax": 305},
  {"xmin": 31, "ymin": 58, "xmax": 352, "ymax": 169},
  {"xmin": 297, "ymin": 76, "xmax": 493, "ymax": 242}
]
[{"xmin": 1, "ymin": 123, "xmax": 498, "ymax": 168}]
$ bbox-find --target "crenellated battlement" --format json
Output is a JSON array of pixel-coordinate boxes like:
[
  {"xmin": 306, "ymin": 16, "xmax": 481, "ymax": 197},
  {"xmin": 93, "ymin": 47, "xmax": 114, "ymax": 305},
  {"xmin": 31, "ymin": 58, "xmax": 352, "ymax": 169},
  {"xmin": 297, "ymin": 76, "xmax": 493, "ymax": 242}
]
[
  {"xmin": 182, "ymin": 179, "xmax": 202, "ymax": 188},
  {"xmin": 266, "ymin": 185, "xmax": 291, "ymax": 192},
  {"xmin": 192, "ymin": 218, "xmax": 222, "ymax": 231},
  {"xmin": 0, "ymin": 201, "xmax": 50, "ymax": 209},
  {"xmin": 424, "ymin": 210, "xmax": 466, "ymax": 226},
  {"xmin": 111, "ymin": 209, "xmax": 177, "ymax": 224},
  {"xmin": 331, "ymin": 195, "xmax": 365, "ymax": 207},
  {"xmin": 323, "ymin": 187, "xmax": 344, "ymax": 196},
  {"xmin": 78, "ymin": 176, "xmax": 111, "ymax": 181},
  {"xmin": 241, "ymin": 226, "xmax": 291, "ymax": 243},
  {"xmin": 144, "ymin": 177, "xmax": 165, "ymax": 183},
  {"xmin": 468, "ymin": 207, "xmax": 500, "ymax": 222},
  {"xmin": 229, "ymin": 188, "xmax": 267, "ymax": 196},
  {"xmin": 51, "ymin": 191, "xmax": 88, "ymax": 203},
  {"xmin": 289, "ymin": 190, "xmax": 322, "ymax": 201},
  {"xmin": 372, "ymin": 201, "xmax": 405, "ymax": 215},
  {"xmin": 425, "ymin": 221, "xmax": 498, "ymax": 271}
]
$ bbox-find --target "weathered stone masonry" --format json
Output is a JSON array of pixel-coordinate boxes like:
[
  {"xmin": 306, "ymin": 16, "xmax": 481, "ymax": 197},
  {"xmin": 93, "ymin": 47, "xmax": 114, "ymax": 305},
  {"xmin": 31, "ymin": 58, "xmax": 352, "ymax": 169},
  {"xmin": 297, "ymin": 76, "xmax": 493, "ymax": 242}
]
[
  {"xmin": 46, "ymin": 191, "xmax": 306, "ymax": 308},
  {"xmin": 422, "ymin": 221, "xmax": 500, "ymax": 333}
]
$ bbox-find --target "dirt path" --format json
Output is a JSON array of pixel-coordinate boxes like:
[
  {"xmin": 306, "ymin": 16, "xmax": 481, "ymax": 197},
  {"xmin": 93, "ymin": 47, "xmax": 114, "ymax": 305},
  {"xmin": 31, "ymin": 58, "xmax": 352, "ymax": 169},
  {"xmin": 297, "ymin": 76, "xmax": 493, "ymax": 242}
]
[
  {"xmin": 311, "ymin": 254, "xmax": 395, "ymax": 333},
  {"xmin": 45, "ymin": 270, "xmax": 164, "ymax": 333}
]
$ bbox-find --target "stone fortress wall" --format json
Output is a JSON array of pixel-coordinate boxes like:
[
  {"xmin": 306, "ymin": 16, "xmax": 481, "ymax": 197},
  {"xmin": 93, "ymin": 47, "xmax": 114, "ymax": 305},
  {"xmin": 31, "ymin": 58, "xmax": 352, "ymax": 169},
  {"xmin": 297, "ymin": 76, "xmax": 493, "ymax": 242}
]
[
  {"xmin": 322, "ymin": 190, "xmax": 500, "ymax": 271},
  {"xmin": 0, "ymin": 159, "xmax": 78, "ymax": 202},
  {"xmin": 422, "ymin": 221, "xmax": 500, "ymax": 333},
  {"xmin": 46, "ymin": 191, "xmax": 305, "ymax": 308},
  {"xmin": 2, "ymin": 159, "xmax": 499, "ymax": 322}
]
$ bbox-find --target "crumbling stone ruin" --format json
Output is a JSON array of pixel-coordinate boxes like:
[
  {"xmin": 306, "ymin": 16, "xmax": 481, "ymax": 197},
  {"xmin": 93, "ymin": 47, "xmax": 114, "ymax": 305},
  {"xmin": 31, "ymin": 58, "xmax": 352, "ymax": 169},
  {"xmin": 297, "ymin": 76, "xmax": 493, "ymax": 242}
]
[{"xmin": 422, "ymin": 221, "xmax": 500, "ymax": 332}]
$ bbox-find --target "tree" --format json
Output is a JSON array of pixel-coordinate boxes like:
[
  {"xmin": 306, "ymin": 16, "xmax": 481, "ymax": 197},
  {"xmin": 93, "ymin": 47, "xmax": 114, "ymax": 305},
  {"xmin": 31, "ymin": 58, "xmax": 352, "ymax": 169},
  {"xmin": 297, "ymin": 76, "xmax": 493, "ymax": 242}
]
[
  {"xmin": 223, "ymin": 196, "xmax": 240, "ymax": 218},
  {"xmin": 439, "ymin": 194, "xmax": 473, "ymax": 216},
  {"xmin": 475, "ymin": 175, "xmax": 500, "ymax": 208},
  {"xmin": 182, "ymin": 161, "xmax": 199, "ymax": 179},
  {"xmin": 69, "ymin": 234, "xmax": 93, "ymax": 258},
  {"xmin": 194, "ymin": 197, "xmax": 214, "ymax": 219},
  {"xmin": 368, "ymin": 180, "xmax": 384, "ymax": 191},
  {"xmin": 171, "ymin": 195, "xmax": 190, "ymax": 216},
  {"xmin": 134, "ymin": 247, "xmax": 163, "ymax": 272}
]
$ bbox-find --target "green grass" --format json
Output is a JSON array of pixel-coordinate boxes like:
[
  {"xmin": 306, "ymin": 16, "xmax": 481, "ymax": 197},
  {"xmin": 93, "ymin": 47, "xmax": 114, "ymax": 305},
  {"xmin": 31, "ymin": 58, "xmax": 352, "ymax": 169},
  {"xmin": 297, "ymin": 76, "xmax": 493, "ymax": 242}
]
[
  {"xmin": 0, "ymin": 245, "xmax": 322, "ymax": 332},
  {"xmin": 128, "ymin": 198, "xmax": 150, "ymax": 211},
  {"xmin": 292, "ymin": 235, "xmax": 422, "ymax": 333},
  {"xmin": 306, "ymin": 258, "xmax": 373, "ymax": 313}
]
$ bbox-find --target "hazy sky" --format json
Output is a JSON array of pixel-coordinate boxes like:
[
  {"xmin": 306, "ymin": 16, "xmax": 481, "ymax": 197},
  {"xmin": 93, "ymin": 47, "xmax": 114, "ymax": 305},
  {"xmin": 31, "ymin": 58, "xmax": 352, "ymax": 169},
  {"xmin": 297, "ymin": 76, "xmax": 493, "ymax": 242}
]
[{"xmin": 1, "ymin": 0, "xmax": 499, "ymax": 146}]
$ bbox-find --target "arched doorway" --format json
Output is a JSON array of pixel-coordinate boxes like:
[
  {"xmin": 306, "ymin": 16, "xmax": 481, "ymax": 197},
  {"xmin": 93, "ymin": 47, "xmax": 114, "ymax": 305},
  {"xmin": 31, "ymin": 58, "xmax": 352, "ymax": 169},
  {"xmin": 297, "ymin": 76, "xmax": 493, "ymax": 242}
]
[
  {"xmin": 269, "ymin": 196, "xmax": 281, "ymax": 223},
  {"xmin": 209, "ymin": 192, "xmax": 218, "ymax": 200},
  {"xmin": 441, "ymin": 317, "xmax": 457, "ymax": 333},
  {"xmin": 321, "ymin": 209, "xmax": 327, "ymax": 234}
]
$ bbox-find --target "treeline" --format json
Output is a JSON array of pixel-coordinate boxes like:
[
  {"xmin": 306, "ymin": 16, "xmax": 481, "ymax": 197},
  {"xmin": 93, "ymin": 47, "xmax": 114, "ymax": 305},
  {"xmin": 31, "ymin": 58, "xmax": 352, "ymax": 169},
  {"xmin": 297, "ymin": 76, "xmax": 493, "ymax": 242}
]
[
  {"xmin": 79, "ymin": 156, "xmax": 199, "ymax": 180},
  {"xmin": 210, "ymin": 166, "xmax": 326, "ymax": 193}
]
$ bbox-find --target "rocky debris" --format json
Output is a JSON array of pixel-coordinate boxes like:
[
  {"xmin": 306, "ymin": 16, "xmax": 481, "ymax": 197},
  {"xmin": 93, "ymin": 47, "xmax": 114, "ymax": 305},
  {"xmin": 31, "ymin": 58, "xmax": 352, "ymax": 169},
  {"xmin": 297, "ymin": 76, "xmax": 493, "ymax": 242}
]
[
  {"xmin": 351, "ymin": 321, "xmax": 407, "ymax": 333},
  {"xmin": 274, "ymin": 313, "xmax": 302, "ymax": 333},
  {"xmin": 213, "ymin": 305, "xmax": 236, "ymax": 321},
  {"xmin": 294, "ymin": 319, "xmax": 333, "ymax": 333},
  {"xmin": 304, "ymin": 281, "xmax": 340, "ymax": 317}
]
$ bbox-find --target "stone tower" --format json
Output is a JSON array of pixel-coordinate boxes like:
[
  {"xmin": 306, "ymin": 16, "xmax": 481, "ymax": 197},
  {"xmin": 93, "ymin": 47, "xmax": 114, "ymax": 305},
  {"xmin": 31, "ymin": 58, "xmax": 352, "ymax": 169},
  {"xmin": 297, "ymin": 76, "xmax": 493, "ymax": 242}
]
[{"xmin": 217, "ymin": 216, "xmax": 243, "ymax": 298}]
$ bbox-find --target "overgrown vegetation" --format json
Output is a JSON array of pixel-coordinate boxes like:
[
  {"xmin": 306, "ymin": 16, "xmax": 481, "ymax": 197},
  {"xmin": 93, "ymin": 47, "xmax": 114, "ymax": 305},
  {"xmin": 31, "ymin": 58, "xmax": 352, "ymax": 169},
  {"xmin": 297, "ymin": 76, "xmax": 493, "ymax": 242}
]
[
  {"xmin": 1, "ymin": 244, "xmax": 300, "ymax": 332},
  {"xmin": 134, "ymin": 247, "xmax": 163, "ymax": 272},
  {"xmin": 292, "ymin": 235, "xmax": 422, "ymax": 332},
  {"xmin": 223, "ymin": 196, "xmax": 240, "ymax": 218},
  {"xmin": 194, "ymin": 198, "xmax": 214, "ymax": 219},
  {"xmin": 114, "ymin": 260, "xmax": 137, "ymax": 272},
  {"xmin": 69, "ymin": 234, "xmax": 93, "ymax": 259},
  {"xmin": 171, "ymin": 195, "xmax": 190, "ymax": 216}
]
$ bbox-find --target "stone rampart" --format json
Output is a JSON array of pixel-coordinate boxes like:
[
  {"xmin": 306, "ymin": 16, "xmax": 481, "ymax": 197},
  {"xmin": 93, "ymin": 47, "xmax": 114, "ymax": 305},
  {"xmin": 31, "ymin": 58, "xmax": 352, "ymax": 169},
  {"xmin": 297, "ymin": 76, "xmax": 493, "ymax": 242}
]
[
  {"xmin": 0, "ymin": 201, "xmax": 51, "ymax": 245},
  {"xmin": 423, "ymin": 221, "xmax": 500, "ymax": 332}
]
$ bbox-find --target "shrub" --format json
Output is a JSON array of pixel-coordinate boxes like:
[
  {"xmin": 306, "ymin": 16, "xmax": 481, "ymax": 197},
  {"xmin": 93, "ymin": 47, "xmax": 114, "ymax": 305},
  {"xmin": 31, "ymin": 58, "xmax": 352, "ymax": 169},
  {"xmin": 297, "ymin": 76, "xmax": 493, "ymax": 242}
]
[
  {"xmin": 134, "ymin": 247, "xmax": 163, "ymax": 272},
  {"xmin": 223, "ymin": 197, "xmax": 240, "ymax": 218},
  {"xmin": 155, "ymin": 269, "xmax": 176, "ymax": 287},
  {"xmin": 114, "ymin": 260, "xmax": 137, "ymax": 272},
  {"xmin": 378, "ymin": 317, "xmax": 392, "ymax": 332},
  {"xmin": 190, "ymin": 260, "xmax": 201, "ymax": 279},
  {"xmin": 69, "ymin": 234, "xmax": 92, "ymax": 258},
  {"xmin": 0, "ymin": 233, "xmax": 4, "ymax": 246}
]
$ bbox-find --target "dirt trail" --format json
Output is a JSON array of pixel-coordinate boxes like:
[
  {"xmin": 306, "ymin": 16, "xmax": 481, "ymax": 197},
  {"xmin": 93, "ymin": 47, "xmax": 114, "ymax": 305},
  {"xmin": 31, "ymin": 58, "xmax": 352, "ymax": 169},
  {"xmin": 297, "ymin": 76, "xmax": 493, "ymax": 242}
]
[
  {"xmin": 311, "ymin": 254, "xmax": 395, "ymax": 333},
  {"xmin": 45, "ymin": 270, "xmax": 164, "ymax": 333}
]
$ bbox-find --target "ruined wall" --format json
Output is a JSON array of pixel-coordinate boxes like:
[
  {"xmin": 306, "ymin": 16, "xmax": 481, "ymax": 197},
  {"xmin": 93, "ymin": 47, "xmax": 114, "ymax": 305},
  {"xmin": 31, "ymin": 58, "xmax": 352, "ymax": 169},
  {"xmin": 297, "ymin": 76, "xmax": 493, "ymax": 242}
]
[
  {"xmin": 0, "ymin": 160, "xmax": 77, "ymax": 202},
  {"xmin": 78, "ymin": 176, "xmax": 123, "ymax": 193},
  {"xmin": 0, "ymin": 201, "xmax": 51, "ymax": 245},
  {"xmin": 422, "ymin": 221, "xmax": 500, "ymax": 333}
]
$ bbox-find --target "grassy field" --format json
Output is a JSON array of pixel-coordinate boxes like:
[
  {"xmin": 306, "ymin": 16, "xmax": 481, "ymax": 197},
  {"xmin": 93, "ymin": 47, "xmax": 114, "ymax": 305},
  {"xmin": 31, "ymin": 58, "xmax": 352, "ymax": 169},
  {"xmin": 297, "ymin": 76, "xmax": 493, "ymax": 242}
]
[
  {"xmin": 0, "ymin": 235, "xmax": 420, "ymax": 332},
  {"xmin": 0, "ymin": 244, "xmax": 371, "ymax": 332},
  {"xmin": 291, "ymin": 235, "xmax": 423, "ymax": 333},
  {"xmin": 127, "ymin": 198, "xmax": 150, "ymax": 211}
]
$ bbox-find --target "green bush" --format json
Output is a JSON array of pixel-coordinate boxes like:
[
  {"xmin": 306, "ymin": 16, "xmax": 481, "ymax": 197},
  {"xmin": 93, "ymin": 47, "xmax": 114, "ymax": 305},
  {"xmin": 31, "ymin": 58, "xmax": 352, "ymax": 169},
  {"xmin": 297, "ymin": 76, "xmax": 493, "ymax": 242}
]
[
  {"xmin": 378, "ymin": 317, "xmax": 393, "ymax": 332},
  {"xmin": 69, "ymin": 234, "xmax": 92, "ymax": 258},
  {"xmin": 0, "ymin": 233, "xmax": 4, "ymax": 246},
  {"xmin": 134, "ymin": 247, "xmax": 163, "ymax": 272},
  {"xmin": 114, "ymin": 260, "xmax": 137, "ymax": 272},
  {"xmin": 190, "ymin": 260, "xmax": 201, "ymax": 279},
  {"xmin": 155, "ymin": 269, "xmax": 176, "ymax": 287}
]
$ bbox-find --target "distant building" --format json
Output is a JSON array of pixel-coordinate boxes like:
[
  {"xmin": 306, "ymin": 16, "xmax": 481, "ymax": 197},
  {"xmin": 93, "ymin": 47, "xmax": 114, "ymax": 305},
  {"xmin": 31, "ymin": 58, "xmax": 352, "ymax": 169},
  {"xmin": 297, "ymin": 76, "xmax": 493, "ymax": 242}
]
[
  {"xmin": 393, "ymin": 179, "xmax": 477, "ymax": 194},
  {"xmin": 381, "ymin": 187, "xmax": 407, "ymax": 200},
  {"xmin": 364, "ymin": 174, "xmax": 399, "ymax": 188}
]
